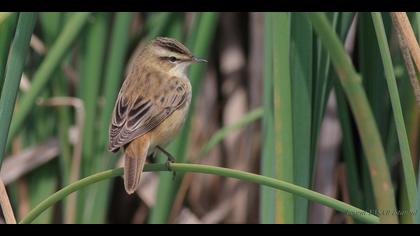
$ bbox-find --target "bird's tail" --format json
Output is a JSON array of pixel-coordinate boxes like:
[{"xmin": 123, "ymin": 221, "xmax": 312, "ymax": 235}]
[{"xmin": 123, "ymin": 136, "xmax": 150, "ymax": 194}]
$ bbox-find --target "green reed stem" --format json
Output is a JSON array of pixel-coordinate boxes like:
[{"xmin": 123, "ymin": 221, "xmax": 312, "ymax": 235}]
[
  {"xmin": 0, "ymin": 12, "xmax": 37, "ymax": 165},
  {"xmin": 371, "ymin": 12, "xmax": 417, "ymax": 212},
  {"xmin": 20, "ymin": 163, "xmax": 379, "ymax": 224}
]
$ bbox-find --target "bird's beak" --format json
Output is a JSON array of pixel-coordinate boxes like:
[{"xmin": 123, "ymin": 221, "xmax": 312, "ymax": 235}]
[{"xmin": 192, "ymin": 56, "xmax": 208, "ymax": 63}]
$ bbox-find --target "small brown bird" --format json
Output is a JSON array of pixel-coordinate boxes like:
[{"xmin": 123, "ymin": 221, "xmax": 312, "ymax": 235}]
[{"xmin": 108, "ymin": 37, "xmax": 207, "ymax": 194}]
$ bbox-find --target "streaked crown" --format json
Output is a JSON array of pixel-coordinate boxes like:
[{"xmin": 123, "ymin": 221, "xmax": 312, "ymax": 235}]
[
  {"xmin": 153, "ymin": 37, "xmax": 192, "ymax": 57},
  {"xmin": 147, "ymin": 37, "xmax": 193, "ymax": 63}
]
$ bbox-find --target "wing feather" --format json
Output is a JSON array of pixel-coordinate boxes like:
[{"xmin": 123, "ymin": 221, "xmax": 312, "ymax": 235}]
[{"xmin": 108, "ymin": 73, "xmax": 190, "ymax": 152}]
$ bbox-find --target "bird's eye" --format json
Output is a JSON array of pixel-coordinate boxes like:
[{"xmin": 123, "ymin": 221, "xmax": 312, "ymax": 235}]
[{"xmin": 169, "ymin": 56, "xmax": 177, "ymax": 63}]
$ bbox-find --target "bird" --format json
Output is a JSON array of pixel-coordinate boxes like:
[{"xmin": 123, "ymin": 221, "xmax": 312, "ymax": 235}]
[{"xmin": 108, "ymin": 37, "xmax": 207, "ymax": 194}]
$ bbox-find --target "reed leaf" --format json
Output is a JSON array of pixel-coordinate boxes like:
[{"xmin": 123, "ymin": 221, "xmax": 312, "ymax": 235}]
[
  {"xmin": 0, "ymin": 12, "xmax": 37, "ymax": 165},
  {"xmin": 260, "ymin": 12, "xmax": 276, "ymax": 224},
  {"xmin": 306, "ymin": 12, "xmax": 398, "ymax": 223},
  {"xmin": 371, "ymin": 12, "xmax": 417, "ymax": 214},
  {"xmin": 0, "ymin": 13, "xmax": 18, "ymax": 91},
  {"xmin": 290, "ymin": 12, "xmax": 312, "ymax": 224},
  {"xmin": 78, "ymin": 13, "xmax": 109, "ymax": 224},
  {"xmin": 271, "ymin": 12, "xmax": 294, "ymax": 224}
]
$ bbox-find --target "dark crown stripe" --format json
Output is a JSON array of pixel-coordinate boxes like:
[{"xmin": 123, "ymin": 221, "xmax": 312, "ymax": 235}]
[{"xmin": 156, "ymin": 38, "xmax": 190, "ymax": 55}]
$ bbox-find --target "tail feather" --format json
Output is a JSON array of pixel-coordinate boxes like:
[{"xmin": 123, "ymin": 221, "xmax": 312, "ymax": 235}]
[{"xmin": 124, "ymin": 136, "xmax": 150, "ymax": 194}]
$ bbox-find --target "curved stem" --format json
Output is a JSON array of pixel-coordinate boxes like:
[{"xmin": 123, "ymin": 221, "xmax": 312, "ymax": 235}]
[{"xmin": 20, "ymin": 163, "xmax": 379, "ymax": 224}]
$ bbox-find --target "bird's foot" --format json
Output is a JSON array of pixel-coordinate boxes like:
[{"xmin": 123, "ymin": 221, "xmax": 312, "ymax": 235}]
[{"xmin": 157, "ymin": 146, "xmax": 176, "ymax": 180}]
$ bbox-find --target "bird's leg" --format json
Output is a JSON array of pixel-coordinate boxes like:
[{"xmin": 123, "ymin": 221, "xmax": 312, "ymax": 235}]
[
  {"xmin": 156, "ymin": 146, "xmax": 176, "ymax": 162},
  {"xmin": 148, "ymin": 150, "xmax": 158, "ymax": 163},
  {"xmin": 156, "ymin": 145, "xmax": 176, "ymax": 179}
]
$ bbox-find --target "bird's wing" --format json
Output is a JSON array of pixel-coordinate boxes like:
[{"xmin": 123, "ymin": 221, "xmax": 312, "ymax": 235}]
[{"xmin": 108, "ymin": 74, "xmax": 190, "ymax": 152}]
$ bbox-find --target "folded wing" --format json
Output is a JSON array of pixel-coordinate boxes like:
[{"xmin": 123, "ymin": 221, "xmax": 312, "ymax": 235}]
[{"xmin": 108, "ymin": 75, "xmax": 190, "ymax": 152}]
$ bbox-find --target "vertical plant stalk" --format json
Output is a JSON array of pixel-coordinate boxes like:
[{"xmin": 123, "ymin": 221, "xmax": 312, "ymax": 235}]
[
  {"xmin": 260, "ymin": 13, "xmax": 276, "ymax": 224},
  {"xmin": 80, "ymin": 13, "xmax": 108, "ymax": 175},
  {"xmin": 271, "ymin": 12, "xmax": 294, "ymax": 224},
  {"xmin": 78, "ymin": 13, "xmax": 109, "ymax": 224},
  {"xmin": 0, "ymin": 13, "xmax": 36, "ymax": 224},
  {"xmin": 0, "ymin": 13, "xmax": 18, "ymax": 91},
  {"xmin": 371, "ymin": 12, "xmax": 417, "ymax": 213},
  {"xmin": 391, "ymin": 13, "xmax": 420, "ymax": 112},
  {"xmin": 357, "ymin": 13, "xmax": 387, "ymax": 211},
  {"xmin": 290, "ymin": 12, "xmax": 313, "ymax": 224},
  {"xmin": 391, "ymin": 12, "xmax": 420, "ymax": 74},
  {"xmin": 0, "ymin": 12, "xmax": 37, "ymax": 165},
  {"xmin": 39, "ymin": 12, "xmax": 73, "ymax": 187},
  {"xmin": 7, "ymin": 12, "xmax": 91, "ymax": 146},
  {"xmin": 0, "ymin": 178, "xmax": 16, "ymax": 224},
  {"xmin": 394, "ymin": 12, "xmax": 420, "ymax": 171},
  {"xmin": 306, "ymin": 12, "xmax": 398, "ymax": 223}
]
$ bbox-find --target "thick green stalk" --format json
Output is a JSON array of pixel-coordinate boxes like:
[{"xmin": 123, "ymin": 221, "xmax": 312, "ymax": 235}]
[
  {"xmin": 39, "ymin": 12, "xmax": 62, "ymax": 44},
  {"xmin": 290, "ymin": 12, "xmax": 313, "ymax": 224},
  {"xmin": 79, "ymin": 13, "xmax": 109, "ymax": 224},
  {"xmin": 260, "ymin": 12, "xmax": 275, "ymax": 224},
  {"xmin": 371, "ymin": 12, "xmax": 417, "ymax": 213},
  {"xmin": 0, "ymin": 13, "xmax": 18, "ymax": 91},
  {"xmin": 358, "ymin": 13, "xmax": 384, "ymax": 210},
  {"xmin": 39, "ymin": 12, "xmax": 72, "ymax": 184},
  {"xmin": 306, "ymin": 12, "xmax": 398, "ymax": 223},
  {"xmin": 166, "ymin": 13, "xmax": 183, "ymax": 40},
  {"xmin": 7, "ymin": 12, "xmax": 91, "ymax": 145},
  {"xmin": 271, "ymin": 12, "xmax": 294, "ymax": 224},
  {"xmin": 20, "ymin": 164, "xmax": 379, "ymax": 224},
  {"xmin": 0, "ymin": 12, "xmax": 37, "ymax": 165},
  {"xmin": 80, "ymin": 13, "xmax": 108, "ymax": 174},
  {"xmin": 28, "ymin": 13, "xmax": 64, "ymax": 224}
]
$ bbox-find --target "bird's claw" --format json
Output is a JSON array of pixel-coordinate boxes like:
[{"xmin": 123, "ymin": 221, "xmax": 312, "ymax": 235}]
[{"xmin": 159, "ymin": 146, "xmax": 176, "ymax": 180}]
